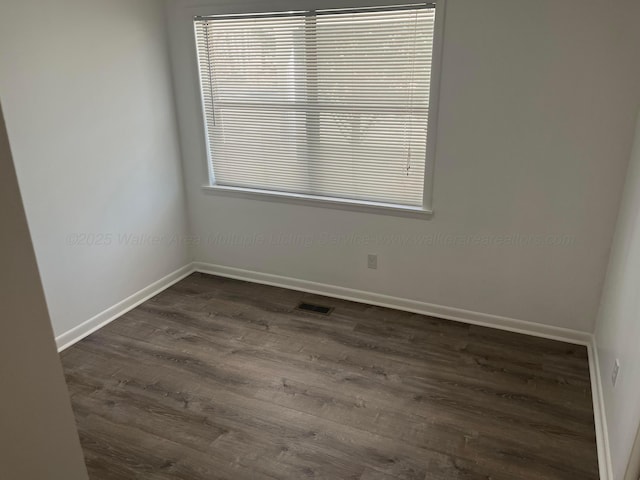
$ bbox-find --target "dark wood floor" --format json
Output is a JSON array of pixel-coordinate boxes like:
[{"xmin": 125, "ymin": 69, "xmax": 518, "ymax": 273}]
[{"xmin": 61, "ymin": 273, "xmax": 599, "ymax": 480}]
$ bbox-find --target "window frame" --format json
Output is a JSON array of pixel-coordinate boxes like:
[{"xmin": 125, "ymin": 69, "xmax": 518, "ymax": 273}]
[{"xmin": 189, "ymin": 0, "xmax": 446, "ymax": 218}]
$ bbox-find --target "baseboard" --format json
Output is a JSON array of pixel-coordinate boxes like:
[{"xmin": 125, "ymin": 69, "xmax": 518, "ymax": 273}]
[
  {"xmin": 195, "ymin": 262, "xmax": 614, "ymax": 478},
  {"xmin": 193, "ymin": 262, "xmax": 591, "ymax": 346},
  {"xmin": 55, "ymin": 264, "xmax": 195, "ymax": 351},
  {"xmin": 588, "ymin": 337, "xmax": 614, "ymax": 480},
  {"xmin": 55, "ymin": 260, "xmax": 611, "ymax": 478}
]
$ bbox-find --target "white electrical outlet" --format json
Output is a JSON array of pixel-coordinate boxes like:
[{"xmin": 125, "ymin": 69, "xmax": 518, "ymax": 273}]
[
  {"xmin": 612, "ymin": 359, "xmax": 621, "ymax": 387},
  {"xmin": 367, "ymin": 254, "xmax": 378, "ymax": 269}
]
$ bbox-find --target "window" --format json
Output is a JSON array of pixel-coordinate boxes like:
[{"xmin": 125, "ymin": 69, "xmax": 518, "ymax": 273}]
[{"xmin": 194, "ymin": 3, "xmax": 437, "ymax": 212}]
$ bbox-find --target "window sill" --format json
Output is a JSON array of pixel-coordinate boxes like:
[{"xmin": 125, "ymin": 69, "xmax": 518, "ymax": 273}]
[{"xmin": 202, "ymin": 185, "xmax": 433, "ymax": 219}]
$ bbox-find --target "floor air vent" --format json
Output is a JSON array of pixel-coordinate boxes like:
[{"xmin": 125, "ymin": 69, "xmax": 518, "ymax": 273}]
[{"xmin": 296, "ymin": 302, "xmax": 333, "ymax": 315}]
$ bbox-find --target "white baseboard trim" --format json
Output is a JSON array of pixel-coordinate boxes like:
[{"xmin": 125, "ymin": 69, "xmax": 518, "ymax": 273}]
[
  {"xmin": 193, "ymin": 262, "xmax": 592, "ymax": 346},
  {"xmin": 56, "ymin": 264, "xmax": 195, "ymax": 351},
  {"xmin": 195, "ymin": 262, "xmax": 613, "ymax": 478},
  {"xmin": 55, "ymin": 260, "xmax": 611, "ymax": 479},
  {"xmin": 588, "ymin": 337, "xmax": 614, "ymax": 480}
]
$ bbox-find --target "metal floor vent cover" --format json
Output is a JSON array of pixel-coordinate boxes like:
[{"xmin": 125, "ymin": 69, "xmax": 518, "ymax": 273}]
[{"xmin": 296, "ymin": 302, "xmax": 334, "ymax": 315}]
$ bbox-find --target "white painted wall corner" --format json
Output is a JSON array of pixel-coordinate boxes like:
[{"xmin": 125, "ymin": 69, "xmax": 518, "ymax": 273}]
[{"xmin": 55, "ymin": 264, "xmax": 194, "ymax": 351}]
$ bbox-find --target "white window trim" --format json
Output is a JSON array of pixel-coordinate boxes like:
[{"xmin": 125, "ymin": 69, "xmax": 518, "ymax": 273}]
[
  {"xmin": 202, "ymin": 184, "xmax": 433, "ymax": 218},
  {"xmin": 185, "ymin": 0, "xmax": 446, "ymax": 219}
]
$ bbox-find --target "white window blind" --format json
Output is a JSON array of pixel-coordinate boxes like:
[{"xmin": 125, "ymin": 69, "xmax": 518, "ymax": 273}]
[{"xmin": 194, "ymin": 4, "xmax": 435, "ymax": 208}]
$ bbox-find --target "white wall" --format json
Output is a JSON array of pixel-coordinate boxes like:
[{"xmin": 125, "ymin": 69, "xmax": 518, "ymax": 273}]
[
  {"xmin": 167, "ymin": 0, "xmax": 640, "ymax": 332},
  {"xmin": 595, "ymin": 111, "xmax": 640, "ymax": 480},
  {"xmin": 0, "ymin": 103, "xmax": 88, "ymax": 479},
  {"xmin": 0, "ymin": 0, "xmax": 191, "ymax": 338}
]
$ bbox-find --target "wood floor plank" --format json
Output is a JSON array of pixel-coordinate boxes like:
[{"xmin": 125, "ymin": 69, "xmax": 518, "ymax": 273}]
[{"xmin": 62, "ymin": 273, "xmax": 599, "ymax": 479}]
